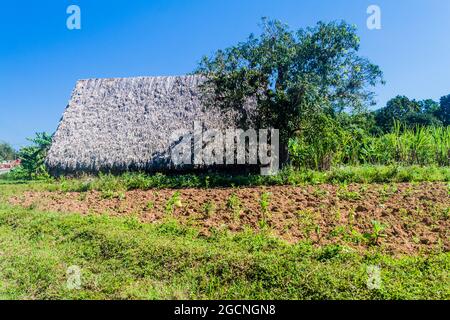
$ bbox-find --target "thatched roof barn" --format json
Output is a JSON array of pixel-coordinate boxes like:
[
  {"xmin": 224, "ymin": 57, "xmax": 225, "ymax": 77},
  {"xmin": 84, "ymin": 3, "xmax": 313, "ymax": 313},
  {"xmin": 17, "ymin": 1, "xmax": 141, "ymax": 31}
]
[{"xmin": 46, "ymin": 75, "xmax": 256, "ymax": 175}]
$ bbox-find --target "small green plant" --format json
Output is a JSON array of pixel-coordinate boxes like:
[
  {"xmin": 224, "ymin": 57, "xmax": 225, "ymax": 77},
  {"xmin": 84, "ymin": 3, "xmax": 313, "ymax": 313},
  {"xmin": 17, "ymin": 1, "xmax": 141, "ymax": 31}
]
[
  {"xmin": 202, "ymin": 201, "xmax": 216, "ymax": 218},
  {"xmin": 145, "ymin": 201, "xmax": 154, "ymax": 210},
  {"xmin": 330, "ymin": 225, "xmax": 347, "ymax": 238},
  {"xmin": 329, "ymin": 225, "xmax": 366, "ymax": 245},
  {"xmin": 258, "ymin": 218, "xmax": 270, "ymax": 230},
  {"xmin": 315, "ymin": 224, "xmax": 321, "ymax": 238},
  {"xmin": 101, "ymin": 190, "xmax": 115, "ymax": 199},
  {"xmin": 101, "ymin": 190, "xmax": 125, "ymax": 200},
  {"xmin": 337, "ymin": 185, "xmax": 362, "ymax": 201},
  {"xmin": 226, "ymin": 193, "xmax": 242, "ymax": 220},
  {"xmin": 349, "ymin": 229, "xmax": 365, "ymax": 244},
  {"xmin": 403, "ymin": 186, "xmax": 414, "ymax": 197},
  {"xmin": 348, "ymin": 209, "xmax": 355, "ymax": 225},
  {"xmin": 359, "ymin": 184, "xmax": 369, "ymax": 195},
  {"xmin": 334, "ymin": 208, "xmax": 342, "ymax": 222},
  {"xmin": 260, "ymin": 192, "xmax": 271, "ymax": 213},
  {"xmin": 399, "ymin": 207, "xmax": 409, "ymax": 218},
  {"xmin": 364, "ymin": 220, "xmax": 388, "ymax": 245},
  {"xmin": 295, "ymin": 209, "xmax": 317, "ymax": 238},
  {"xmin": 78, "ymin": 193, "xmax": 87, "ymax": 201},
  {"xmin": 258, "ymin": 192, "xmax": 272, "ymax": 229},
  {"xmin": 442, "ymin": 207, "xmax": 449, "ymax": 220},
  {"xmin": 165, "ymin": 191, "xmax": 182, "ymax": 214},
  {"xmin": 312, "ymin": 187, "xmax": 328, "ymax": 198},
  {"xmin": 379, "ymin": 184, "xmax": 398, "ymax": 202}
]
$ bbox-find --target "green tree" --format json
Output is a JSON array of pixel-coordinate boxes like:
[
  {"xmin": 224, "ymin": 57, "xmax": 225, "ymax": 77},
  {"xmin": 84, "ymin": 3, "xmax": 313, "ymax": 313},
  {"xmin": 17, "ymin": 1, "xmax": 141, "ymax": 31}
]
[
  {"xmin": 403, "ymin": 112, "xmax": 442, "ymax": 127},
  {"xmin": 419, "ymin": 99, "xmax": 440, "ymax": 114},
  {"xmin": 196, "ymin": 18, "xmax": 384, "ymax": 165},
  {"xmin": 375, "ymin": 95, "xmax": 420, "ymax": 131},
  {"xmin": 0, "ymin": 142, "xmax": 16, "ymax": 162},
  {"xmin": 17, "ymin": 132, "xmax": 53, "ymax": 179},
  {"xmin": 375, "ymin": 96, "xmax": 442, "ymax": 132},
  {"xmin": 437, "ymin": 94, "xmax": 450, "ymax": 125}
]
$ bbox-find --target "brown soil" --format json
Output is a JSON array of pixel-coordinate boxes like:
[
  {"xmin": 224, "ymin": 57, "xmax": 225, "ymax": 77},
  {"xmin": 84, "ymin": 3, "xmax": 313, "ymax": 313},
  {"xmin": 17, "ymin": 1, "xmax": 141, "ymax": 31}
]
[{"xmin": 9, "ymin": 182, "xmax": 449, "ymax": 255}]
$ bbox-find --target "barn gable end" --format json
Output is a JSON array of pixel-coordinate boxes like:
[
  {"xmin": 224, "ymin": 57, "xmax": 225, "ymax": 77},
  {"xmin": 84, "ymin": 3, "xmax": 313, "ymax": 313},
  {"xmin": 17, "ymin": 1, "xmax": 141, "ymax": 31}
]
[{"xmin": 46, "ymin": 75, "xmax": 256, "ymax": 175}]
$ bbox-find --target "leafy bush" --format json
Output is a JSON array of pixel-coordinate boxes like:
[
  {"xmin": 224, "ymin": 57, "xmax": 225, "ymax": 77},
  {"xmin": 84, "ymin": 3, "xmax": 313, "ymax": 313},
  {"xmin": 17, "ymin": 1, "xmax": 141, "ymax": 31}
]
[
  {"xmin": 289, "ymin": 113, "xmax": 344, "ymax": 170},
  {"xmin": 14, "ymin": 132, "xmax": 53, "ymax": 180}
]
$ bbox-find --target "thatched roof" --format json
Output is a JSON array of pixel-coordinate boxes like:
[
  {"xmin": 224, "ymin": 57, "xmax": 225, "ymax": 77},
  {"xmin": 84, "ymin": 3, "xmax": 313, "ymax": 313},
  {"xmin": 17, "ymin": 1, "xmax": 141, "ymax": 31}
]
[{"xmin": 46, "ymin": 75, "xmax": 256, "ymax": 175}]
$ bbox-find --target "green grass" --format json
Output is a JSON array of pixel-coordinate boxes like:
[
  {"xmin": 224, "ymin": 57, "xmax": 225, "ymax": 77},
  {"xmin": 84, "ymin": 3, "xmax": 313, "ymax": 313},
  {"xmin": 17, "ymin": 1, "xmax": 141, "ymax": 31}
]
[
  {"xmin": 0, "ymin": 166, "xmax": 449, "ymax": 300},
  {"xmin": 2, "ymin": 165, "xmax": 448, "ymax": 192},
  {"xmin": 289, "ymin": 123, "xmax": 450, "ymax": 169},
  {"xmin": 0, "ymin": 202, "xmax": 448, "ymax": 300}
]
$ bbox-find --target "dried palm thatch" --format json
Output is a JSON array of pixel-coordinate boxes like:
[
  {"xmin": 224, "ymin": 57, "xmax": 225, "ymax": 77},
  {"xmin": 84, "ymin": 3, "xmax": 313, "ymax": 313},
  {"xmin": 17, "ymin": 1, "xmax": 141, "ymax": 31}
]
[{"xmin": 46, "ymin": 75, "xmax": 256, "ymax": 175}]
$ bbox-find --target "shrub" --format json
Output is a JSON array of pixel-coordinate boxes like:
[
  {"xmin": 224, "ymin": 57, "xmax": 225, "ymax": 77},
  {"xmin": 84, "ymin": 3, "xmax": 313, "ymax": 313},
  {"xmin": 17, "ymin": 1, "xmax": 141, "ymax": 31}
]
[{"xmin": 15, "ymin": 132, "xmax": 53, "ymax": 180}]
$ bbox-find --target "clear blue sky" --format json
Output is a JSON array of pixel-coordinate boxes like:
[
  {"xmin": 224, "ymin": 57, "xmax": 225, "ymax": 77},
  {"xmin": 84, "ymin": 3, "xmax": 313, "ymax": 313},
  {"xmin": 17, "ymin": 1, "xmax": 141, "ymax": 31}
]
[{"xmin": 1, "ymin": 0, "xmax": 449, "ymax": 148}]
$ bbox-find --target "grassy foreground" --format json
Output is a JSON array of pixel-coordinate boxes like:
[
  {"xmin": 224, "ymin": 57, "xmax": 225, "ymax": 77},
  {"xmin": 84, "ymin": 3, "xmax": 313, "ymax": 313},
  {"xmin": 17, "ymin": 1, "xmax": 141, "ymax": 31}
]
[
  {"xmin": 0, "ymin": 203, "xmax": 448, "ymax": 300},
  {"xmin": 0, "ymin": 166, "xmax": 449, "ymax": 300}
]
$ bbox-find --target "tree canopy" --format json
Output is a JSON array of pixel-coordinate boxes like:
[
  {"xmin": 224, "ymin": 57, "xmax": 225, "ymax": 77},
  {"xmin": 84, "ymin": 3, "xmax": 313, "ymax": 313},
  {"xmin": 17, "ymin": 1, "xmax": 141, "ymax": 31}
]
[
  {"xmin": 437, "ymin": 94, "xmax": 450, "ymax": 125},
  {"xmin": 374, "ymin": 95, "xmax": 447, "ymax": 132},
  {"xmin": 196, "ymin": 18, "xmax": 384, "ymax": 163},
  {"xmin": 0, "ymin": 142, "xmax": 16, "ymax": 162}
]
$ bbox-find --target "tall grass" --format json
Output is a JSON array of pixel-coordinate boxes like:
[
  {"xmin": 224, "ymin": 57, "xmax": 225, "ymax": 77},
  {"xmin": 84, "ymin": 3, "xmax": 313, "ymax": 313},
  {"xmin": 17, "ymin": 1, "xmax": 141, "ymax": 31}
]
[
  {"xmin": 290, "ymin": 123, "xmax": 450, "ymax": 169},
  {"xmin": 366, "ymin": 123, "xmax": 450, "ymax": 166},
  {"xmin": 22, "ymin": 165, "xmax": 447, "ymax": 193}
]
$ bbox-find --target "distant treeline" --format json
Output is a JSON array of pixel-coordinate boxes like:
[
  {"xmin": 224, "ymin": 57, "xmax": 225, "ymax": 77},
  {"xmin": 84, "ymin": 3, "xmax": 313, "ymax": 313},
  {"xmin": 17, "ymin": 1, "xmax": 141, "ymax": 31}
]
[
  {"xmin": 371, "ymin": 94, "xmax": 449, "ymax": 133},
  {"xmin": 0, "ymin": 142, "xmax": 16, "ymax": 162}
]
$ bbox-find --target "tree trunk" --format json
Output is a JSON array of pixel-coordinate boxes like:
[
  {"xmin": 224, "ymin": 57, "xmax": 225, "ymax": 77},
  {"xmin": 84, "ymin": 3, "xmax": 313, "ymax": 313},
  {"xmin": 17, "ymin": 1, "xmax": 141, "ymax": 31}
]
[{"xmin": 279, "ymin": 136, "xmax": 290, "ymax": 168}]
